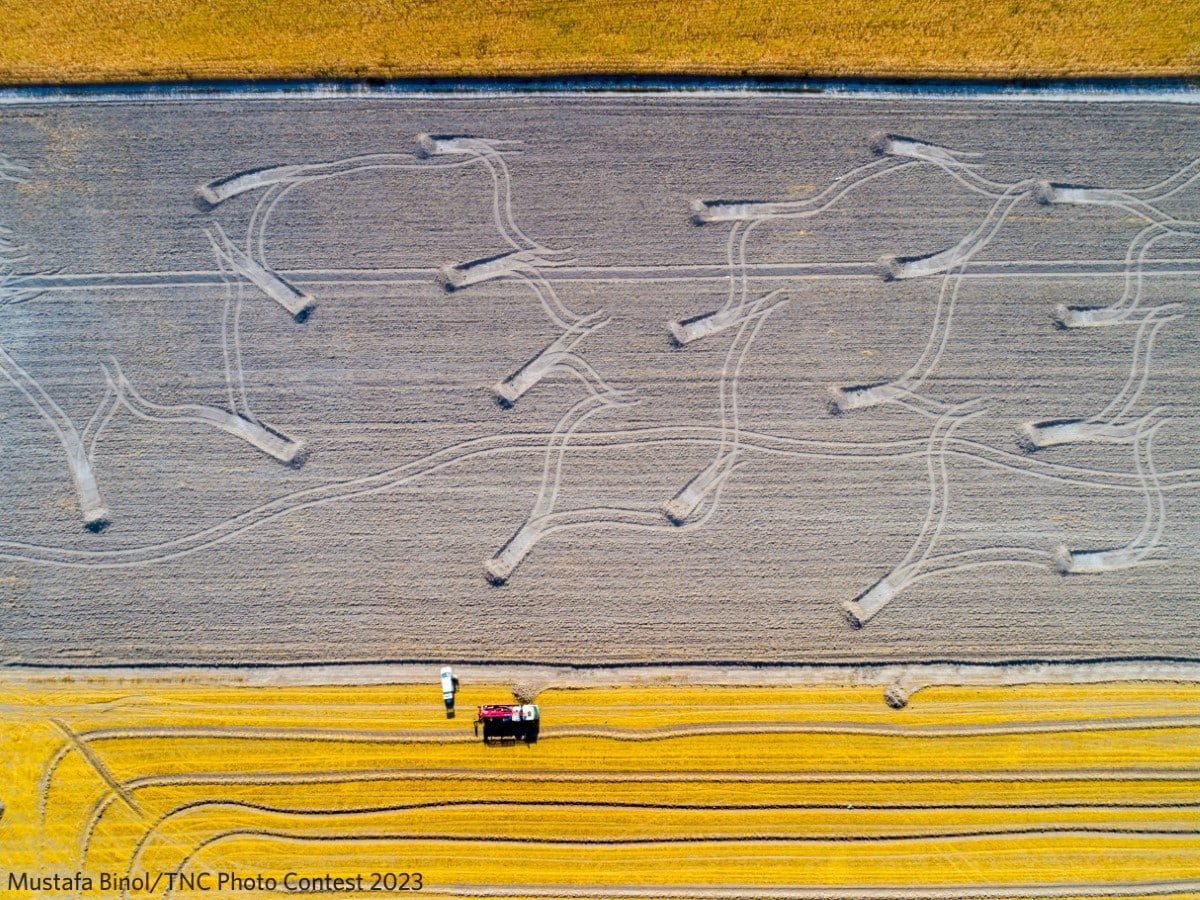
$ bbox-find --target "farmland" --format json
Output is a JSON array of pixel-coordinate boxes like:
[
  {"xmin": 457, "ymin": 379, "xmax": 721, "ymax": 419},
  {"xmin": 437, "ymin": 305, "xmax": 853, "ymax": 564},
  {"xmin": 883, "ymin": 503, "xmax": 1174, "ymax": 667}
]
[
  {"xmin": 0, "ymin": 95, "xmax": 1198, "ymax": 665},
  {"xmin": 3, "ymin": 675, "xmax": 1200, "ymax": 896},
  {"xmin": 1, "ymin": 89, "xmax": 1199, "ymax": 897},
  {"xmin": 0, "ymin": 1, "xmax": 1197, "ymax": 84}
]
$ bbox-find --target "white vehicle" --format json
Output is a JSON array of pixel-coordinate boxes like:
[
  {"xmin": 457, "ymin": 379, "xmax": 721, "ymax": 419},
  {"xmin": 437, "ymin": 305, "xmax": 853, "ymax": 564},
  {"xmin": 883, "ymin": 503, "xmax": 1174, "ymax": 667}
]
[{"xmin": 440, "ymin": 666, "xmax": 458, "ymax": 713}]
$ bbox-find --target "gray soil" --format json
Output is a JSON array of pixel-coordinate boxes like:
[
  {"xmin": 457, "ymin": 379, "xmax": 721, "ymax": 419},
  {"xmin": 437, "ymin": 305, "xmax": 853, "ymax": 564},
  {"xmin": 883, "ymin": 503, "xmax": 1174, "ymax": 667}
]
[{"xmin": 0, "ymin": 94, "xmax": 1197, "ymax": 666}]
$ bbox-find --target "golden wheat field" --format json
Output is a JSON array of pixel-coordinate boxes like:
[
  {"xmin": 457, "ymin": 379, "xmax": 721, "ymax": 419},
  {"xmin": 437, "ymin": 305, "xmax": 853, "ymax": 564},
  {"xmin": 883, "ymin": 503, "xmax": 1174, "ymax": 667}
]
[
  {"xmin": 0, "ymin": 0, "xmax": 1197, "ymax": 83},
  {"xmin": 1, "ymin": 676, "xmax": 1198, "ymax": 898}
]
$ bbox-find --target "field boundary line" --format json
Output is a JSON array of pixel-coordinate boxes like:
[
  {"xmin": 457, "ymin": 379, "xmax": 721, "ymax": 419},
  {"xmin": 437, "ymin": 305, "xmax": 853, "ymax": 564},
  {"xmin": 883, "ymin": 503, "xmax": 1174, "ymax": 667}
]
[
  {"xmin": 2, "ymin": 81, "xmax": 1200, "ymax": 106},
  {"xmin": 6, "ymin": 659, "xmax": 1200, "ymax": 689}
]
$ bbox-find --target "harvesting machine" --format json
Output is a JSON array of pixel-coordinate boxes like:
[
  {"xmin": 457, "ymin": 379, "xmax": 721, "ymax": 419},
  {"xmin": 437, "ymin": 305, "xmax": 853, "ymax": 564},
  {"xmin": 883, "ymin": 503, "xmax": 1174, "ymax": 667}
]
[{"xmin": 474, "ymin": 703, "xmax": 540, "ymax": 742}]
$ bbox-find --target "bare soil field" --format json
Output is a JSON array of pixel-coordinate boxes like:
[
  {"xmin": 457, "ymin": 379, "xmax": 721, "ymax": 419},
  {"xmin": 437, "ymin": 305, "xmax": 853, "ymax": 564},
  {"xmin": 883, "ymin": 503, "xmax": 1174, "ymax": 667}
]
[{"xmin": 0, "ymin": 94, "xmax": 1198, "ymax": 666}]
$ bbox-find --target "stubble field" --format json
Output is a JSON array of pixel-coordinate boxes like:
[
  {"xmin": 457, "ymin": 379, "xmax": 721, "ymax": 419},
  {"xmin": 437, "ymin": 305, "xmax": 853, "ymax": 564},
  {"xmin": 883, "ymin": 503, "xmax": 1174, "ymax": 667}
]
[
  {"xmin": 3, "ymin": 675, "xmax": 1200, "ymax": 897},
  {"xmin": 0, "ymin": 1, "xmax": 1197, "ymax": 83}
]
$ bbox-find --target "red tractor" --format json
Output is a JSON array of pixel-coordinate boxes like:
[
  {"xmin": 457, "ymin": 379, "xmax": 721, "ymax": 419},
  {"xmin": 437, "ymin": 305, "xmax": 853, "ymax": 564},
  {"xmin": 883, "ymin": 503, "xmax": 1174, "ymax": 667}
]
[{"xmin": 474, "ymin": 703, "xmax": 540, "ymax": 743}]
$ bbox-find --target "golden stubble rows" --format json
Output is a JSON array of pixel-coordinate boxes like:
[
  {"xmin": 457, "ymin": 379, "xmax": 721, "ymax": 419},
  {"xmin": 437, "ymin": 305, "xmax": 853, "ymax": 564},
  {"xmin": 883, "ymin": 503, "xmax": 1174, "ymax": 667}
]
[{"xmin": 1, "ymin": 678, "xmax": 1199, "ymax": 898}]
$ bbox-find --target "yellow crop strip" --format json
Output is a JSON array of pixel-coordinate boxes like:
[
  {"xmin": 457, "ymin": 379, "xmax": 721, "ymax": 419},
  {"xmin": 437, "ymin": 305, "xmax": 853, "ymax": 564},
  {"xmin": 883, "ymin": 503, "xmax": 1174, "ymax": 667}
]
[
  {"xmin": 0, "ymin": 1, "xmax": 1196, "ymax": 84},
  {"xmin": 1, "ymin": 677, "xmax": 1199, "ymax": 898}
]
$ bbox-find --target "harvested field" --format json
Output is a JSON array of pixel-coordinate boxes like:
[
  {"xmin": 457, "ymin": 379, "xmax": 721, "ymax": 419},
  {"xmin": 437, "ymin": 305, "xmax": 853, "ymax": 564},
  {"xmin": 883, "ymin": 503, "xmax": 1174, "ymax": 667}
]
[
  {"xmin": 2, "ymin": 674, "xmax": 1199, "ymax": 897},
  {"xmin": 0, "ymin": 95, "xmax": 1199, "ymax": 665},
  {"xmin": 0, "ymin": 1, "xmax": 1198, "ymax": 83}
]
